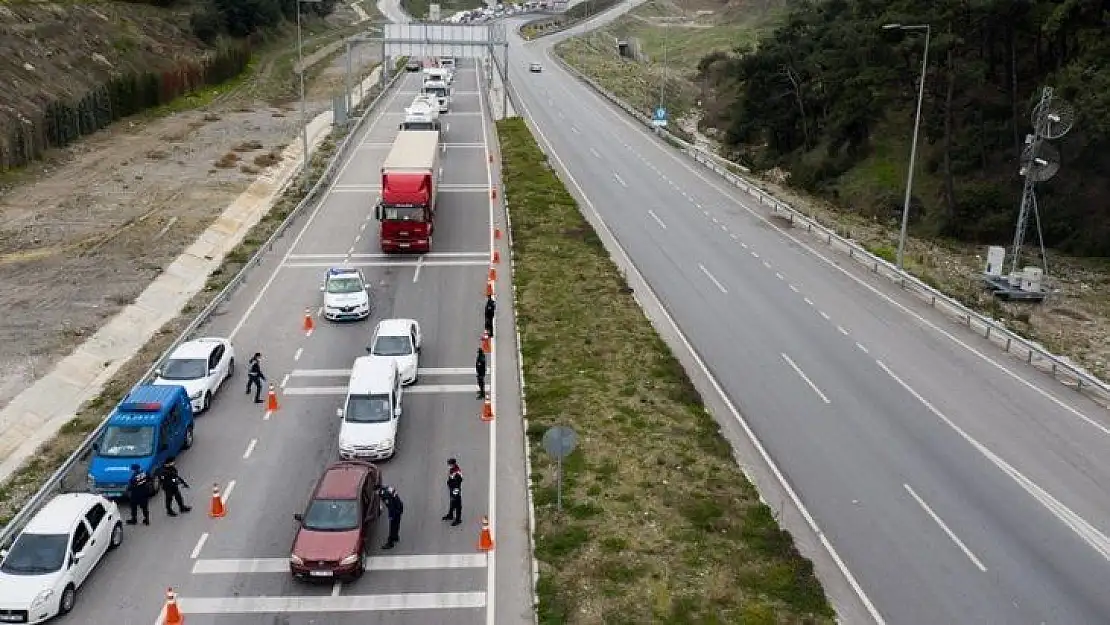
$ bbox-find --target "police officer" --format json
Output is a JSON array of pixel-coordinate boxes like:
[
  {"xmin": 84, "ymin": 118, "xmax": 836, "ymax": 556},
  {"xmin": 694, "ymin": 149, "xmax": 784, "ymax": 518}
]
[
  {"xmin": 475, "ymin": 347, "xmax": 487, "ymax": 400},
  {"xmin": 483, "ymin": 295, "xmax": 496, "ymax": 339},
  {"xmin": 246, "ymin": 352, "xmax": 266, "ymax": 403},
  {"xmin": 157, "ymin": 456, "xmax": 192, "ymax": 516},
  {"xmin": 441, "ymin": 458, "xmax": 463, "ymax": 526},
  {"xmin": 380, "ymin": 486, "xmax": 404, "ymax": 550},
  {"xmin": 125, "ymin": 464, "xmax": 153, "ymax": 526}
]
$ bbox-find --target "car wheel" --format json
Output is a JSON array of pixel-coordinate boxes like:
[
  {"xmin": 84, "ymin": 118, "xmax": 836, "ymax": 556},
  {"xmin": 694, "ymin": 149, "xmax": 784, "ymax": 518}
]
[
  {"xmin": 59, "ymin": 584, "xmax": 76, "ymax": 615},
  {"xmin": 228, "ymin": 358, "xmax": 235, "ymax": 377},
  {"xmin": 203, "ymin": 392, "xmax": 212, "ymax": 412},
  {"xmin": 109, "ymin": 521, "xmax": 124, "ymax": 550},
  {"xmin": 183, "ymin": 425, "xmax": 194, "ymax": 450}
]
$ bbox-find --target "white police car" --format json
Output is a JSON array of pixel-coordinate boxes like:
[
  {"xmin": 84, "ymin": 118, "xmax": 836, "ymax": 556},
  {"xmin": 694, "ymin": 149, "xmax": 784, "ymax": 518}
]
[{"xmin": 321, "ymin": 268, "xmax": 371, "ymax": 321}]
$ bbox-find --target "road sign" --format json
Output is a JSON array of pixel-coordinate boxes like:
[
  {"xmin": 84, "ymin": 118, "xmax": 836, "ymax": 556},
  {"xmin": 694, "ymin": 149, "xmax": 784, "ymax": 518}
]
[
  {"xmin": 542, "ymin": 426, "xmax": 577, "ymax": 513},
  {"xmin": 652, "ymin": 106, "xmax": 668, "ymax": 128}
]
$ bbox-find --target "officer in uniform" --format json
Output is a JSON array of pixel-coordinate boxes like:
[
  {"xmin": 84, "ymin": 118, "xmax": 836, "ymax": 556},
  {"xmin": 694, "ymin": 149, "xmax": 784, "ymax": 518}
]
[
  {"xmin": 475, "ymin": 347, "xmax": 487, "ymax": 400},
  {"xmin": 380, "ymin": 486, "xmax": 404, "ymax": 550},
  {"xmin": 484, "ymin": 295, "xmax": 496, "ymax": 339},
  {"xmin": 441, "ymin": 458, "xmax": 463, "ymax": 526},
  {"xmin": 157, "ymin": 456, "xmax": 192, "ymax": 516},
  {"xmin": 125, "ymin": 464, "xmax": 153, "ymax": 526},
  {"xmin": 246, "ymin": 352, "xmax": 266, "ymax": 403}
]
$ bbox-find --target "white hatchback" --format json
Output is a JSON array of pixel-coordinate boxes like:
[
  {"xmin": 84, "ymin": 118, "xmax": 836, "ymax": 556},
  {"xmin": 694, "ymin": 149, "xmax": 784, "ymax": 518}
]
[
  {"xmin": 152, "ymin": 337, "xmax": 236, "ymax": 413},
  {"xmin": 0, "ymin": 493, "xmax": 123, "ymax": 623},
  {"xmin": 366, "ymin": 319, "xmax": 422, "ymax": 385}
]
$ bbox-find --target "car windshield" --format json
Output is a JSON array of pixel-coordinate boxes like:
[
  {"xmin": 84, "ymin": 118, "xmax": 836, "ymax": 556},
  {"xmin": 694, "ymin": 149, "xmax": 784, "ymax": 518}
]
[
  {"xmin": 97, "ymin": 425, "xmax": 156, "ymax": 458},
  {"xmin": 0, "ymin": 533, "xmax": 68, "ymax": 575},
  {"xmin": 372, "ymin": 335, "xmax": 413, "ymax": 357},
  {"xmin": 161, "ymin": 358, "xmax": 207, "ymax": 380},
  {"xmin": 302, "ymin": 498, "xmax": 360, "ymax": 531},
  {"xmin": 344, "ymin": 394, "xmax": 392, "ymax": 424},
  {"xmin": 327, "ymin": 276, "xmax": 363, "ymax": 294}
]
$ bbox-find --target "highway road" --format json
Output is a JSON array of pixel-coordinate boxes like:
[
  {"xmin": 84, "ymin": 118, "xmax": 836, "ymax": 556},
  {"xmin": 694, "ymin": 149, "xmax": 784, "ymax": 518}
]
[
  {"xmin": 57, "ymin": 61, "xmax": 534, "ymax": 625},
  {"xmin": 504, "ymin": 13, "xmax": 1110, "ymax": 625}
]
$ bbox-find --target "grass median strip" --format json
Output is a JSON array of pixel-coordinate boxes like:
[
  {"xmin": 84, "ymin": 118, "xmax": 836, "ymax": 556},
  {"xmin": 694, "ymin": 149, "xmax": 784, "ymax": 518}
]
[{"xmin": 497, "ymin": 117, "xmax": 834, "ymax": 623}]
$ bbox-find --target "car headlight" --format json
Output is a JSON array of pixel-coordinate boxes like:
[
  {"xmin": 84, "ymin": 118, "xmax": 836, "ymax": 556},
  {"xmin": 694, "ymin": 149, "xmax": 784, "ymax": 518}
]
[
  {"xmin": 31, "ymin": 589, "xmax": 53, "ymax": 607},
  {"xmin": 290, "ymin": 554, "xmax": 304, "ymax": 565},
  {"xmin": 189, "ymin": 391, "xmax": 203, "ymax": 400},
  {"xmin": 339, "ymin": 554, "xmax": 359, "ymax": 566}
]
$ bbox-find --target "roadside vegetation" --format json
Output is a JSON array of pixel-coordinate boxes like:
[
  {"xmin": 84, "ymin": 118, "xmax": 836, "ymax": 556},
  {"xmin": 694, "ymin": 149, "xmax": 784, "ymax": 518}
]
[
  {"xmin": 498, "ymin": 115, "xmax": 833, "ymax": 623},
  {"xmin": 548, "ymin": 0, "xmax": 1110, "ymax": 387}
]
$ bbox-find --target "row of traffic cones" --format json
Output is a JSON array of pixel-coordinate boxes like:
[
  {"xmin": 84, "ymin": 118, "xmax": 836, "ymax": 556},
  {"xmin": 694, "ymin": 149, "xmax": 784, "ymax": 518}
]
[{"xmin": 480, "ymin": 229, "xmax": 500, "ymax": 423}]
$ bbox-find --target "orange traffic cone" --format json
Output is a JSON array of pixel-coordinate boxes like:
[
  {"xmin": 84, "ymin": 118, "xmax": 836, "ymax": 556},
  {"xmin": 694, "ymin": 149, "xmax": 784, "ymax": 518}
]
[
  {"xmin": 164, "ymin": 587, "xmax": 183, "ymax": 624},
  {"xmin": 477, "ymin": 516, "xmax": 494, "ymax": 551},
  {"xmin": 481, "ymin": 331, "xmax": 491, "ymax": 354},
  {"xmin": 480, "ymin": 399, "xmax": 493, "ymax": 422},
  {"xmin": 494, "ymin": 228, "xmax": 502, "ymax": 240},
  {"xmin": 303, "ymin": 308, "xmax": 314, "ymax": 334},
  {"xmin": 492, "ymin": 250, "xmax": 500, "ymax": 264},
  {"xmin": 209, "ymin": 484, "xmax": 226, "ymax": 518},
  {"xmin": 485, "ymin": 280, "xmax": 494, "ymax": 297},
  {"xmin": 488, "ymin": 266, "xmax": 497, "ymax": 281},
  {"xmin": 267, "ymin": 385, "xmax": 279, "ymax": 412}
]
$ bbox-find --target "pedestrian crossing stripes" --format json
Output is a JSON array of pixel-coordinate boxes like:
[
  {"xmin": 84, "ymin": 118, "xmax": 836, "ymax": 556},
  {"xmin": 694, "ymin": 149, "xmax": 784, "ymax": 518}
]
[
  {"xmin": 170, "ymin": 592, "xmax": 486, "ymax": 614},
  {"xmin": 192, "ymin": 553, "xmax": 487, "ymax": 574},
  {"xmin": 283, "ymin": 384, "xmax": 474, "ymax": 396},
  {"xmin": 283, "ymin": 260, "xmax": 489, "ymax": 268},
  {"xmin": 290, "ymin": 368, "xmax": 472, "ymax": 377}
]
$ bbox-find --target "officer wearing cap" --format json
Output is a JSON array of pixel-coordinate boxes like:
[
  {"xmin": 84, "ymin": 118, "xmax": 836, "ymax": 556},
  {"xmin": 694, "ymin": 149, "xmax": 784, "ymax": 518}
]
[
  {"xmin": 380, "ymin": 486, "xmax": 404, "ymax": 550},
  {"xmin": 441, "ymin": 458, "xmax": 463, "ymax": 526},
  {"xmin": 125, "ymin": 464, "xmax": 153, "ymax": 526}
]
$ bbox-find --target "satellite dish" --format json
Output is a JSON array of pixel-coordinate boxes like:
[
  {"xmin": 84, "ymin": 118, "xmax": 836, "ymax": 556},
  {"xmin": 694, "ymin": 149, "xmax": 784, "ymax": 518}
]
[
  {"xmin": 1031, "ymin": 92, "xmax": 1076, "ymax": 140},
  {"xmin": 1020, "ymin": 141, "xmax": 1060, "ymax": 182}
]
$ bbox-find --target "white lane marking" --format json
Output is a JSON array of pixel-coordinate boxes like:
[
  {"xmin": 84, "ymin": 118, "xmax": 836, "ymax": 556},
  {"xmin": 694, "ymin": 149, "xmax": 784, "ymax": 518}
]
[
  {"xmin": 226, "ymin": 78, "xmax": 407, "ymax": 340},
  {"xmin": 221, "ymin": 480, "xmax": 237, "ymax": 505},
  {"xmin": 730, "ymin": 233, "xmax": 739, "ymax": 240},
  {"xmin": 762, "ymin": 260, "xmax": 772, "ymax": 269},
  {"xmin": 857, "ymin": 342, "xmax": 870, "ymax": 354},
  {"xmin": 589, "ymin": 147, "xmax": 600, "ymax": 158},
  {"xmin": 781, "ymin": 353, "xmax": 831, "ymax": 404},
  {"xmin": 316, "ymin": 306, "xmax": 324, "ymax": 316},
  {"xmin": 720, "ymin": 225, "xmax": 728, "ymax": 232},
  {"xmin": 740, "ymin": 242, "xmax": 748, "ymax": 249},
  {"xmin": 291, "ymin": 367, "xmax": 471, "ymax": 376},
  {"xmin": 332, "ymin": 581, "xmax": 343, "ymax": 597},
  {"xmin": 190, "ymin": 533, "xmax": 209, "ymax": 560},
  {"xmin": 838, "ymin": 326, "xmax": 849, "ymax": 335},
  {"xmin": 789, "ymin": 284, "xmax": 799, "ymax": 292},
  {"xmin": 698, "ymin": 263, "xmax": 728, "ymax": 294},
  {"xmin": 192, "ymin": 554, "xmax": 489, "ymax": 574},
  {"xmin": 819, "ymin": 310, "xmax": 830, "ymax": 320},
  {"xmin": 290, "ymin": 252, "xmax": 489, "ymax": 259},
  {"xmin": 242, "ymin": 439, "xmax": 258, "ymax": 460},
  {"xmin": 775, "ymin": 273, "xmax": 784, "ymax": 280},
  {"xmin": 360, "ymin": 222, "xmax": 367, "ymax": 231},
  {"xmin": 570, "ymin": 126, "xmax": 579, "ymax": 134},
  {"xmin": 878, "ymin": 360, "xmax": 1110, "ymax": 562},
  {"xmin": 804, "ymin": 297, "xmax": 814, "ymax": 306},
  {"xmin": 169, "ymin": 593, "xmax": 486, "ymax": 613},
  {"xmin": 354, "ymin": 235, "xmax": 361, "ymax": 243},
  {"xmin": 903, "ymin": 484, "xmax": 988, "ymax": 572},
  {"xmin": 283, "ymin": 385, "xmax": 474, "ymax": 395},
  {"xmin": 613, "ymin": 173, "xmax": 627, "ymax": 187},
  {"xmin": 293, "ymin": 348, "xmax": 303, "ymax": 361},
  {"xmin": 751, "ymin": 251, "xmax": 759, "ymax": 259},
  {"xmin": 413, "ymin": 255, "xmax": 424, "ymax": 283},
  {"xmin": 284, "ymin": 260, "xmax": 489, "ymax": 268},
  {"xmin": 647, "ymin": 210, "xmax": 667, "ymax": 230},
  {"xmin": 514, "ymin": 82, "xmax": 887, "ymax": 624},
  {"xmin": 280, "ymin": 373, "xmax": 290, "ymax": 389},
  {"xmin": 711, "ymin": 217, "xmax": 719, "ymax": 224}
]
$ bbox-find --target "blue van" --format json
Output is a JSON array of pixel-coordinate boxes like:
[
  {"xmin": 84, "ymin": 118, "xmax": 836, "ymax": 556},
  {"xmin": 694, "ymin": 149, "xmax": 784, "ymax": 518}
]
[{"xmin": 86, "ymin": 384, "xmax": 195, "ymax": 499}]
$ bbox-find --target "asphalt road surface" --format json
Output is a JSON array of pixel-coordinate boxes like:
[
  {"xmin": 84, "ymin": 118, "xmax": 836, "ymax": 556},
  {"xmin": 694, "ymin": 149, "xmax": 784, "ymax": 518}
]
[
  {"xmin": 504, "ymin": 14, "xmax": 1110, "ymax": 625},
  {"xmin": 59, "ymin": 61, "xmax": 534, "ymax": 625}
]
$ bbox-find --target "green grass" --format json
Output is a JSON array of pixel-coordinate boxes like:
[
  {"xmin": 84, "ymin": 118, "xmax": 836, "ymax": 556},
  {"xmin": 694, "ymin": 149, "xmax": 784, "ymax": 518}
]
[{"xmin": 498, "ymin": 115, "xmax": 834, "ymax": 623}]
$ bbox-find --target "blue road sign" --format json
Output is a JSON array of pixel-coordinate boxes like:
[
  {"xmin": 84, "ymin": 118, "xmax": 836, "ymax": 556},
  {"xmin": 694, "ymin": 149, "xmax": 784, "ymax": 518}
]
[{"xmin": 652, "ymin": 106, "xmax": 668, "ymax": 127}]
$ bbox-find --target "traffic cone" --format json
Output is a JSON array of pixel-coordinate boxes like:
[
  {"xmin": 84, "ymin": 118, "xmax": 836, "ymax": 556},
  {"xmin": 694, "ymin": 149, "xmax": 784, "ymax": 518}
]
[
  {"xmin": 480, "ymin": 399, "xmax": 493, "ymax": 422},
  {"xmin": 163, "ymin": 587, "xmax": 183, "ymax": 624},
  {"xmin": 488, "ymin": 266, "xmax": 497, "ymax": 281},
  {"xmin": 303, "ymin": 308, "xmax": 314, "ymax": 333},
  {"xmin": 494, "ymin": 228, "xmax": 502, "ymax": 240},
  {"xmin": 267, "ymin": 385, "xmax": 279, "ymax": 412},
  {"xmin": 209, "ymin": 484, "xmax": 226, "ymax": 518},
  {"xmin": 492, "ymin": 250, "xmax": 500, "ymax": 264},
  {"xmin": 485, "ymin": 280, "xmax": 494, "ymax": 297},
  {"xmin": 477, "ymin": 516, "xmax": 494, "ymax": 551},
  {"xmin": 481, "ymin": 331, "xmax": 491, "ymax": 354}
]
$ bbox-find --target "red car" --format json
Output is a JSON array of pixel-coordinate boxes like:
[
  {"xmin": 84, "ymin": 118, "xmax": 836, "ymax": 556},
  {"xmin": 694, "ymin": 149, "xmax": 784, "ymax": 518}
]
[{"xmin": 290, "ymin": 460, "xmax": 382, "ymax": 580}]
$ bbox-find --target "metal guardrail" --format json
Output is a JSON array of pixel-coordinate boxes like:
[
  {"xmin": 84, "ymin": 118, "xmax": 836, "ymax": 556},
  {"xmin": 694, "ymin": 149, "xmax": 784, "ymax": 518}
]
[
  {"xmin": 543, "ymin": 51, "xmax": 1110, "ymax": 403},
  {"xmin": 0, "ymin": 66, "xmax": 408, "ymax": 548}
]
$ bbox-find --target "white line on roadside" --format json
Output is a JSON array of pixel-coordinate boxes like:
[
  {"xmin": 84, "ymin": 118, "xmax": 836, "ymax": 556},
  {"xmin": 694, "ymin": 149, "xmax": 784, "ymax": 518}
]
[
  {"xmin": 190, "ymin": 533, "xmax": 209, "ymax": 560},
  {"xmin": 857, "ymin": 342, "xmax": 869, "ymax": 354},
  {"xmin": 589, "ymin": 147, "xmax": 600, "ymax": 158},
  {"xmin": 697, "ymin": 263, "xmax": 728, "ymax": 294},
  {"xmin": 647, "ymin": 210, "xmax": 667, "ymax": 230},
  {"xmin": 903, "ymin": 483, "xmax": 988, "ymax": 572},
  {"xmin": 838, "ymin": 326, "xmax": 849, "ymax": 335},
  {"xmin": 613, "ymin": 172, "xmax": 627, "ymax": 187},
  {"xmin": 293, "ymin": 348, "xmax": 303, "ymax": 361},
  {"xmin": 781, "ymin": 353, "xmax": 831, "ymax": 404},
  {"xmin": 819, "ymin": 310, "xmax": 830, "ymax": 320},
  {"xmin": 242, "ymin": 439, "xmax": 258, "ymax": 460}
]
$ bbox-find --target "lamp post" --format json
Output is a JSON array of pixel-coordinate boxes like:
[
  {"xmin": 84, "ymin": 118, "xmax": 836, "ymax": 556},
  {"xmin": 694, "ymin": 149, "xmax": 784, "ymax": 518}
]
[
  {"xmin": 883, "ymin": 23, "xmax": 930, "ymax": 272},
  {"xmin": 297, "ymin": 0, "xmax": 323, "ymax": 187}
]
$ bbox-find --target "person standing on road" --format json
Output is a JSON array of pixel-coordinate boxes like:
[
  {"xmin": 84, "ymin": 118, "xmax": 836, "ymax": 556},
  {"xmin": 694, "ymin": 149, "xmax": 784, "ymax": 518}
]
[
  {"xmin": 125, "ymin": 464, "xmax": 153, "ymax": 526},
  {"xmin": 483, "ymin": 295, "xmax": 496, "ymax": 339},
  {"xmin": 441, "ymin": 458, "xmax": 463, "ymax": 526},
  {"xmin": 380, "ymin": 486, "xmax": 404, "ymax": 550},
  {"xmin": 475, "ymin": 347, "xmax": 487, "ymax": 400},
  {"xmin": 157, "ymin": 456, "xmax": 192, "ymax": 516},
  {"xmin": 246, "ymin": 352, "xmax": 266, "ymax": 404}
]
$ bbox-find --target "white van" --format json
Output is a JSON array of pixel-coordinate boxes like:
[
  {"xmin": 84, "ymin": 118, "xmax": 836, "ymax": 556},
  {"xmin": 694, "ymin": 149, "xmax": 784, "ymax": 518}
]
[
  {"xmin": 421, "ymin": 79, "xmax": 451, "ymax": 113},
  {"xmin": 337, "ymin": 357, "xmax": 402, "ymax": 461},
  {"xmin": 423, "ymin": 66, "xmax": 453, "ymax": 85}
]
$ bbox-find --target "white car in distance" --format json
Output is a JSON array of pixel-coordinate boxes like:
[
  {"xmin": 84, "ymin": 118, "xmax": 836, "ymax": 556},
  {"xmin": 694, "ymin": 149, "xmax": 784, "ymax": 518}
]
[
  {"xmin": 366, "ymin": 319, "xmax": 422, "ymax": 385},
  {"xmin": 322, "ymin": 267, "xmax": 372, "ymax": 321},
  {"xmin": 152, "ymin": 337, "xmax": 235, "ymax": 413},
  {"xmin": 0, "ymin": 493, "xmax": 124, "ymax": 623}
]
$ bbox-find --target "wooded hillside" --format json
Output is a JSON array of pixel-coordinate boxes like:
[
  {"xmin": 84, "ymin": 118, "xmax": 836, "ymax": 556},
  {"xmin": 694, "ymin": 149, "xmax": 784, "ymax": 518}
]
[{"xmin": 702, "ymin": 0, "xmax": 1110, "ymax": 256}]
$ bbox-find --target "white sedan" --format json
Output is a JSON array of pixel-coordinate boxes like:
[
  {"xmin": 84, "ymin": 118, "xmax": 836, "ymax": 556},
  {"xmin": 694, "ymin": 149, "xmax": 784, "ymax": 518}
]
[
  {"xmin": 0, "ymin": 493, "xmax": 123, "ymax": 623},
  {"xmin": 366, "ymin": 319, "xmax": 422, "ymax": 385},
  {"xmin": 322, "ymin": 268, "xmax": 372, "ymax": 321},
  {"xmin": 152, "ymin": 337, "xmax": 235, "ymax": 413}
]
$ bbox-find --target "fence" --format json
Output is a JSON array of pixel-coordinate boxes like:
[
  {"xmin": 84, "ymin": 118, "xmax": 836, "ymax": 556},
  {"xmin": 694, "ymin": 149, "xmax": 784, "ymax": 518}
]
[{"xmin": 0, "ymin": 65, "xmax": 407, "ymax": 549}]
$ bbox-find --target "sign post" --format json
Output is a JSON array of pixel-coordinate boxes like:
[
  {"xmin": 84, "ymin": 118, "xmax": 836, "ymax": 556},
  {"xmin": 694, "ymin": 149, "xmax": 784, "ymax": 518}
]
[{"xmin": 541, "ymin": 425, "xmax": 578, "ymax": 513}]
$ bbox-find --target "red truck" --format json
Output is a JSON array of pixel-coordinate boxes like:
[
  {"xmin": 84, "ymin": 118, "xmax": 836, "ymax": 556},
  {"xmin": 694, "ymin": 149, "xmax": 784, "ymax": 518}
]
[{"xmin": 374, "ymin": 130, "xmax": 440, "ymax": 253}]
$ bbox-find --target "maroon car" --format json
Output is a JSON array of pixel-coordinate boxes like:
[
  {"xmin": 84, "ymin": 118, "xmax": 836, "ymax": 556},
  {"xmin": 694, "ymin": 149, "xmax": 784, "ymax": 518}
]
[{"xmin": 290, "ymin": 460, "xmax": 382, "ymax": 580}]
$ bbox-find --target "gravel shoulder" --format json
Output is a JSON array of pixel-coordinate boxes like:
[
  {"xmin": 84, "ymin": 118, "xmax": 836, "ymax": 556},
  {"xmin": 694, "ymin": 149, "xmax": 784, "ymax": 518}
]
[{"xmin": 0, "ymin": 2, "xmax": 382, "ymax": 410}]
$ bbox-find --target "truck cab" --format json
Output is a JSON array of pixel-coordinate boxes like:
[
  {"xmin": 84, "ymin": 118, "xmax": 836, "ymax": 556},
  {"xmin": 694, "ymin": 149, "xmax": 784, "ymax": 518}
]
[
  {"xmin": 421, "ymin": 79, "xmax": 451, "ymax": 113},
  {"xmin": 399, "ymin": 95, "xmax": 441, "ymax": 131},
  {"xmin": 86, "ymin": 385, "xmax": 195, "ymax": 499}
]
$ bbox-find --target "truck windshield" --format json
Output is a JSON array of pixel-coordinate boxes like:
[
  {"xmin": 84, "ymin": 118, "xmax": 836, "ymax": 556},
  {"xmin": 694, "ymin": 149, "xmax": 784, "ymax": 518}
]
[
  {"xmin": 344, "ymin": 394, "xmax": 392, "ymax": 423},
  {"xmin": 382, "ymin": 206, "xmax": 425, "ymax": 221},
  {"xmin": 423, "ymin": 87, "xmax": 446, "ymax": 98},
  {"xmin": 98, "ymin": 425, "xmax": 156, "ymax": 457},
  {"xmin": 0, "ymin": 533, "xmax": 67, "ymax": 575}
]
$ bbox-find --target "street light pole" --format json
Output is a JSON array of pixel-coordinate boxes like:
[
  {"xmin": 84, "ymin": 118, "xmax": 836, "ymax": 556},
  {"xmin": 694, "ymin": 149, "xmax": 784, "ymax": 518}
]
[
  {"xmin": 883, "ymin": 23, "xmax": 930, "ymax": 272},
  {"xmin": 296, "ymin": 0, "xmax": 323, "ymax": 187}
]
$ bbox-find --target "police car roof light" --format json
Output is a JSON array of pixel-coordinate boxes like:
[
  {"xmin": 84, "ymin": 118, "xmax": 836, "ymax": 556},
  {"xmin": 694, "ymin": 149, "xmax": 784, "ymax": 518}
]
[
  {"xmin": 328, "ymin": 267, "xmax": 356, "ymax": 276},
  {"xmin": 120, "ymin": 401, "xmax": 162, "ymax": 412}
]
